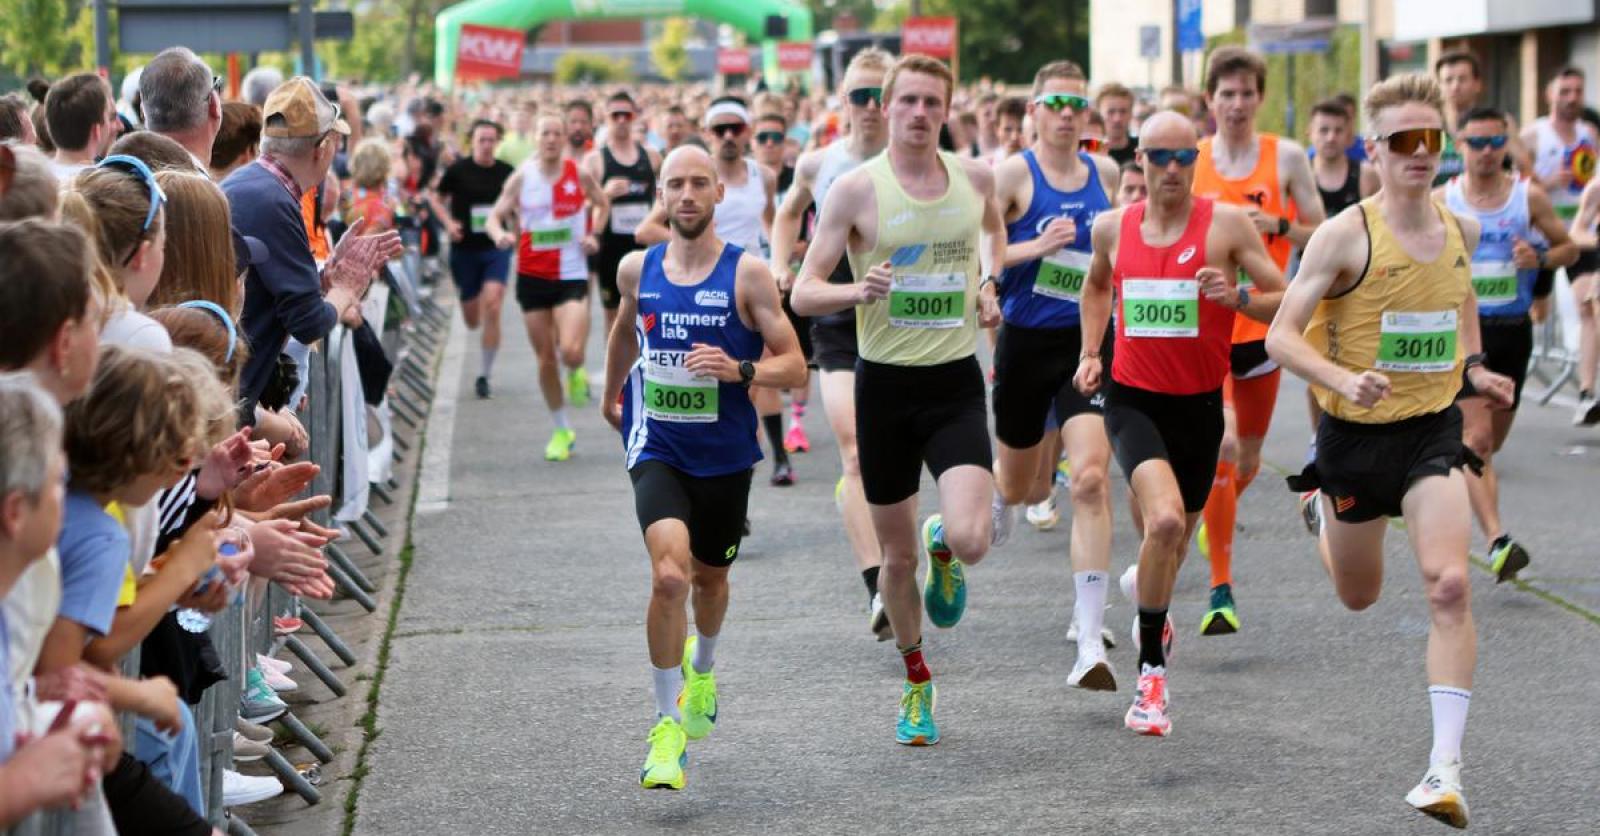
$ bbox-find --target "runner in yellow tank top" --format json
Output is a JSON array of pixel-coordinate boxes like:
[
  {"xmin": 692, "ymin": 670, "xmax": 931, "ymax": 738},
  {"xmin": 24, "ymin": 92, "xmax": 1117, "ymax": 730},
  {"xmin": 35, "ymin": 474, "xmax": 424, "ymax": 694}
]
[
  {"xmin": 1189, "ymin": 47, "xmax": 1327, "ymax": 636},
  {"xmin": 793, "ymin": 55, "xmax": 1006, "ymax": 748},
  {"xmin": 1267, "ymin": 74, "xmax": 1515, "ymax": 830}
]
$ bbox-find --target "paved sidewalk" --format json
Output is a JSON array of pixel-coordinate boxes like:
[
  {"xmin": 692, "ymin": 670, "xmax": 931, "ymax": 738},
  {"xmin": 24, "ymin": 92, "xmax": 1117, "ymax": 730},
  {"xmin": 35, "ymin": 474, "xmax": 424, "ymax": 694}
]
[{"xmin": 355, "ymin": 299, "xmax": 1599, "ymax": 835}]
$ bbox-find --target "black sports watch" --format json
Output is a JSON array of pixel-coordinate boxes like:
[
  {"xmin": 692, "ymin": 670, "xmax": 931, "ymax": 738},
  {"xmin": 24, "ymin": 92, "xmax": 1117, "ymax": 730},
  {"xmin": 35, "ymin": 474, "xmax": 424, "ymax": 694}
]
[
  {"xmin": 1276, "ymin": 216, "xmax": 1290, "ymax": 236},
  {"xmin": 738, "ymin": 360, "xmax": 756, "ymax": 388},
  {"xmin": 1463, "ymin": 352, "xmax": 1487, "ymax": 370}
]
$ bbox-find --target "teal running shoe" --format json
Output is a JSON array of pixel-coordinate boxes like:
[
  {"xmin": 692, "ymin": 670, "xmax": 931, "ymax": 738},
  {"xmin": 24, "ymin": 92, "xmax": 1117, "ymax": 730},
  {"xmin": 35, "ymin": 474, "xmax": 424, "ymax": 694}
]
[
  {"xmin": 921, "ymin": 515, "xmax": 966, "ymax": 628},
  {"xmin": 896, "ymin": 680, "xmax": 939, "ymax": 746}
]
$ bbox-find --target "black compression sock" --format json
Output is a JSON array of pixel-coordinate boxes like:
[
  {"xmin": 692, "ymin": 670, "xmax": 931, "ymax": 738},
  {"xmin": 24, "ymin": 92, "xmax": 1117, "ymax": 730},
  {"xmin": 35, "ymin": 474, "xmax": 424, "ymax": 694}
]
[
  {"xmin": 862, "ymin": 566, "xmax": 881, "ymax": 600},
  {"xmin": 1138, "ymin": 607, "xmax": 1168, "ymax": 670},
  {"xmin": 762, "ymin": 413, "xmax": 788, "ymax": 464}
]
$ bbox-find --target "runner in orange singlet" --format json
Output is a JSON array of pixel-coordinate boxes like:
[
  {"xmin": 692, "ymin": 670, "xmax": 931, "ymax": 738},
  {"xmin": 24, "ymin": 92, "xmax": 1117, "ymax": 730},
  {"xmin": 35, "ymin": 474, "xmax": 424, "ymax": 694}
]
[{"xmin": 1189, "ymin": 46, "xmax": 1325, "ymax": 635}]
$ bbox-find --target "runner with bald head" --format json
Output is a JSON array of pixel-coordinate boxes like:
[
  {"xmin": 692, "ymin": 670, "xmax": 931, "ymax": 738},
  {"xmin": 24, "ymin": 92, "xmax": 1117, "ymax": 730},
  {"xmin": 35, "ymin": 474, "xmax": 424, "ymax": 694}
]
[
  {"xmin": 601, "ymin": 144, "xmax": 806, "ymax": 790},
  {"xmin": 1074, "ymin": 109, "xmax": 1286, "ymax": 737}
]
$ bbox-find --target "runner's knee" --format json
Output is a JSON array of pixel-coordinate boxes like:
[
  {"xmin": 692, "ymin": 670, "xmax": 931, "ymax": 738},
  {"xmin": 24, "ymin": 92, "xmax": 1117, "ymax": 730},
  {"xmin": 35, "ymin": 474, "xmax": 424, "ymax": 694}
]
[
  {"xmin": 1336, "ymin": 584, "xmax": 1380, "ymax": 612},
  {"xmin": 1067, "ymin": 460, "xmax": 1108, "ymax": 508},
  {"xmin": 1141, "ymin": 504, "xmax": 1186, "ymax": 549},
  {"xmin": 651, "ymin": 559, "xmax": 690, "ymax": 603},
  {"xmin": 943, "ymin": 519, "xmax": 990, "ymax": 563},
  {"xmin": 1424, "ymin": 566, "xmax": 1471, "ymax": 615}
]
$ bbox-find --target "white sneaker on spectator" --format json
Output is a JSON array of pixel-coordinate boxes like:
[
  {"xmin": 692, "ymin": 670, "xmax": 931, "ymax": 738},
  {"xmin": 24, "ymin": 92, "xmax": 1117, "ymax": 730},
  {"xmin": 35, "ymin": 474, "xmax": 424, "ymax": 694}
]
[
  {"xmin": 232, "ymin": 732, "xmax": 271, "ymax": 762},
  {"xmin": 256, "ymin": 654, "xmax": 293, "ymax": 676},
  {"xmin": 261, "ymin": 667, "xmax": 297, "ymax": 693},
  {"xmin": 223, "ymin": 770, "xmax": 283, "ymax": 806}
]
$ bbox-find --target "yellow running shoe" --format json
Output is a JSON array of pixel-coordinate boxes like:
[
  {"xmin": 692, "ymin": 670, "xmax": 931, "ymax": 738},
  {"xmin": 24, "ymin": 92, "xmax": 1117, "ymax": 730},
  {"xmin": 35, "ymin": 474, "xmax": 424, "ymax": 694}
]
[
  {"xmin": 677, "ymin": 637, "xmax": 718, "ymax": 740},
  {"xmin": 567, "ymin": 368, "xmax": 590, "ymax": 407},
  {"xmin": 544, "ymin": 428, "xmax": 576, "ymax": 461},
  {"xmin": 639, "ymin": 716, "xmax": 687, "ymax": 790}
]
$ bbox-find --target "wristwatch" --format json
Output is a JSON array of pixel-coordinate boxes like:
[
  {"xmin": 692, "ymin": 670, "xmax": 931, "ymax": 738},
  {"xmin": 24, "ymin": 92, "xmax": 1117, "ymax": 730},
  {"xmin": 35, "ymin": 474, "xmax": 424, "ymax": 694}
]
[
  {"xmin": 738, "ymin": 360, "xmax": 756, "ymax": 388},
  {"xmin": 1234, "ymin": 285, "xmax": 1251, "ymax": 310},
  {"xmin": 1276, "ymin": 217, "xmax": 1290, "ymax": 236},
  {"xmin": 1464, "ymin": 352, "xmax": 1487, "ymax": 370},
  {"xmin": 979, "ymin": 275, "xmax": 1000, "ymax": 292}
]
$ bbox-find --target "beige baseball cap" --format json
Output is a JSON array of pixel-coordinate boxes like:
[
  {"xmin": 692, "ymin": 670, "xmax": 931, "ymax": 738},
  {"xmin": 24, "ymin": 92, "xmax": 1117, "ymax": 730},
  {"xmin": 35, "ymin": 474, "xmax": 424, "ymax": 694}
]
[{"xmin": 262, "ymin": 77, "xmax": 351, "ymax": 139}]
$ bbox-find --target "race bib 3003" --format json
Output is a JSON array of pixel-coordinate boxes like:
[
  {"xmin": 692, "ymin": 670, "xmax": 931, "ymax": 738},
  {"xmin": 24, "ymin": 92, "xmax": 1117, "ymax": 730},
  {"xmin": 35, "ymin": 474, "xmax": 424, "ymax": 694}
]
[{"xmin": 643, "ymin": 355, "xmax": 718, "ymax": 423}]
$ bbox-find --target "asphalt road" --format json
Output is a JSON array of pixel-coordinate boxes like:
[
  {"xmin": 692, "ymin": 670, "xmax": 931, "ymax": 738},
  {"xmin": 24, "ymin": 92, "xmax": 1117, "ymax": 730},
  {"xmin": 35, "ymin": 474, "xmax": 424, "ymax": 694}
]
[{"xmin": 354, "ymin": 298, "xmax": 1600, "ymax": 835}]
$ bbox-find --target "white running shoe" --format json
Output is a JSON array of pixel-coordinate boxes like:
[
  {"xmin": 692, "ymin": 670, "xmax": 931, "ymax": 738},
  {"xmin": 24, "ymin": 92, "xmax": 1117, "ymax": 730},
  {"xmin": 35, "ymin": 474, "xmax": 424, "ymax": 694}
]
[
  {"xmin": 1067, "ymin": 644, "xmax": 1117, "ymax": 691},
  {"xmin": 1066, "ymin": 620, "xmax": 1117, "ymax": 649},
  {"xmin": 991, "ymin": 495, "xmax": 1017, "ymax": 547},
  {"xmin": 1119, "ymin": 564, "xmax": 1139, "ymax": 605},
  {"xmin": 222, "ymin": 770, "xmax": 283, "ymax": 807},
  {"xmin": 868, "ymin": 592, "xmax": 892, "ymax": 641},
  {"xmin": 1574, "ymin": 394, "xmax": 1600, "ymax": 427},
  {"xmin": 1120, "ymin": 565, "xmax": 1175, "ymax": 659},
  {"xmin": 1124, "ymin": 664, "xmax": 1171, "ymax": 736},
  {"xmin": 1025, "ymin": 496, "xmax": 1059, "ymax": 530},
  {"xmin": 256, "ymin": 654, "xmax": 292, "ymax": 676},
  {"xmin": 260, "ymin": 667, "xmax": 297, "ymax": 693},
  {"xmin": 1405, "ymin": 760, "xmax": 1469, "ymax": 829}
]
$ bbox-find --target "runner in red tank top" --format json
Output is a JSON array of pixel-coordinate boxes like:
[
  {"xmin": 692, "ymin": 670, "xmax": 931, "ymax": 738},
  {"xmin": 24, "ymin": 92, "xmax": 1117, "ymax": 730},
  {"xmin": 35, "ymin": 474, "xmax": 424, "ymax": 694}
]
[{"xmin": 1075, "ymin": 111, "xmax": 1285, "ymax": 738}]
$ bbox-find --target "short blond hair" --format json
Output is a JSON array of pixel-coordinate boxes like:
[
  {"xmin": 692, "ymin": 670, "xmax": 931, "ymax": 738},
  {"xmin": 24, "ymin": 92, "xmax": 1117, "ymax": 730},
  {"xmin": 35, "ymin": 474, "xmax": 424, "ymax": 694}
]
[
  {"xmin": 349, "ymin": 138, "xmax": 393, "ymax": 190},
  {"xmin": 845, "ymin": 47, "xmax": 894, "ymax": 79},
  {"xmin": 1364, "ymin": 72, "xmax": 1445, "ymax": 127},
  {"xmin": 1032, "ymin": 60, "xmax": 1086, "ymax": 96},
  {"xmin": 64, "ymin": 345, "xmax": 232, "ymax": 495},
  {"xmin": 884, "ymin": 55, "xmax": 954, "ymax": 110}
]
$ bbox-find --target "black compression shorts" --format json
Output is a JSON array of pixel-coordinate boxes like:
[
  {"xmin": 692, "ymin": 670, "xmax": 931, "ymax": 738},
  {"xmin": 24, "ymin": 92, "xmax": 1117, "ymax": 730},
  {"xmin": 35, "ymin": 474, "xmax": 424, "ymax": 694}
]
[
  {"xmin": 629, "ymin": 460, "xmax": 754, "ymax": 567},
  {"xmin": 1104, "ymin": 381, "xmax": 1224, "ymax": 514},
  {"xmin": 854, "ymin": 355, "xmax": 992, "ymax": 506},
  {"xmin": 992, "ymin": 323, "xmax": 1110, "ymax": 449}
]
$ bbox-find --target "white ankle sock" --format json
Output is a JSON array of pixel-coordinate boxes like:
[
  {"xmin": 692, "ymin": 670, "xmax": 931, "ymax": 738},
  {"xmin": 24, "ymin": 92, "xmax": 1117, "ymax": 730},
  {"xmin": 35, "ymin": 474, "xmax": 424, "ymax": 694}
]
[
  {"xmin": 652, "ymin": 664, "xmax": 683, "ymax": 721},
  {"xmin": 691, "ymin": 632, "xmax": 718, "ymax": 674},
  {"xmin": 1428, "ymin": 685, "xmax": 1470, "ymax": 765},
  {"xmin": 1073, "ymin": 571, "xmax": 1109, "ymax": 651},
  {"xmin": 552, "ymin": 407, "xmax": 571, "ymax": 431},
  {"xmin": 480, "ymin": 348, "xmax": 497, "ymax": 378}
]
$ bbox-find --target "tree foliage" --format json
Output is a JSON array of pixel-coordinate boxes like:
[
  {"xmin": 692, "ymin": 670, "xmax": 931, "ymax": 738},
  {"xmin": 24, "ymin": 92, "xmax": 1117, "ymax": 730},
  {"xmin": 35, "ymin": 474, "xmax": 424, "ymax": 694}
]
[
  {"xmin": 328, "ymin": 1, "xmax": 438, "ymax": 83},
  {"xmin": 554, "ymin": 52, "xmax": 632, "ymax": 85},
  {"xmin": 878, "ymin": 0, "xmax": 1089, "ymax": 85},
  {"xmin": 0, "ymin": 0, "xmax": 75, "ymax": 78},
  {"xmin": 807, "ymin": 0, "xmax": 878, "ymax": 33},
  {"xmin": 651, "ymin": 17, "xmax": 692, "ymax": 81}
]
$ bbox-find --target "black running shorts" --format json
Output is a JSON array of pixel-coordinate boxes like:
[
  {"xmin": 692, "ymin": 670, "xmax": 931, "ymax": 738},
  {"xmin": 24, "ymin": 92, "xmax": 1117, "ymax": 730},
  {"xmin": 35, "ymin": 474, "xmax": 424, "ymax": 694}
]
[
  {"xmin": 629, "ymin": 459, "xmax": 754, "ymax": 567},
  {"xmin": 1104, "ymin": 381, "xmax": 1224, "ymax": 514},
  {"xmin": 781, "ymin": 290, "xmax": 814, "ymax": 365},
  {"xmin": 592, "ymin": 234, "xmax": 640, "ymax": 310},
  {"xmin": 855, "ymin": 355, "xmax": 992, "ymax": 506},
  {"xmin": 1458, "ymin": 316, "xmax": 1533, "ymax": 410},
  {"xmin": 992, "ymin": 323, "xmax": 1110, "ymax": 449},
  {"xmin": 811, "ymin": 318, "xmax": 860, "ymax": 373},
  {"xmin": 516, "ymin": 275, "xmax": 588, "ymax": 311},
  {"xmin": 1292, "ymin": 406, "xmax": 1470, "ymax": 523}
]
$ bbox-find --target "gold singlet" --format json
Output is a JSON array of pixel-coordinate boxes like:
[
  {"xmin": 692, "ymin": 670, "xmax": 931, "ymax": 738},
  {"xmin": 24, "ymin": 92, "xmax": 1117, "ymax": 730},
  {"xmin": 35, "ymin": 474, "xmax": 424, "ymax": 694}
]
[
  {"xmin": 1306, "ymin": 198, "xmax": 1470, "ymax": 424},
  {"xmin": 849, "ymin": 151, "xmax": 984, "ymax": 366}
]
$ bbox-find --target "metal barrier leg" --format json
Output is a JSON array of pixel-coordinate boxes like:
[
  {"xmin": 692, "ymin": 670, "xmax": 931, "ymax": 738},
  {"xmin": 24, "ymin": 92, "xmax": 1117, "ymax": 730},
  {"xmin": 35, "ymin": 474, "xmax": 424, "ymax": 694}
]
[
  {"xmin": 400, "ymin": 370, "xmax": 436, "ymax": 402},
  {"xmin": 328, "ymin": 563, "xmax": 379, "ymax": 612},
  {"xmin": 227, "ymin": 814, "xmax": 261, "ymax": 836},
  {"xmin": 392, "ymin": 432, "xmax": 412, "ymax": 453},
  {"xmin": 346, "ymin": 519, "xmax": 385, "ymax": 557},
  {"xmin": 370, "ymin": 482, "xmax": 395, "ymax": 505},
  {"xmin": 285, "ymin": 635, "xmax": 348, "ymax": 695},
  {"xmin": 263, "ymin": 747, "xmax": 323, "ymax": 802},
  {"xmin": 361, "ymin": 509, "xmax": 390, "ymax": 539},
  {"xmin": 326, "ymin": 542, "xmax": 378, "ymax": 591},
  {"xmin": 276, "ymin": 711, "xmax": 335, "ymax": 764},
  {"xmin": 298, "ymin": 607, "xmax": 358, "ymax": 667}
]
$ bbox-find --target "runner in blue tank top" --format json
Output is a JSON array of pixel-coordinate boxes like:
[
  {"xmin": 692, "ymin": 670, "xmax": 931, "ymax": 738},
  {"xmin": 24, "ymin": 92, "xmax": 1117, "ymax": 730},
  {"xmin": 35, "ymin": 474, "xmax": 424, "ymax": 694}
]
[
  {"xmin": 601, "ymin": 146, "xmax": 805, "ymax": 792},
  {"xmin": 1434, "ymin": 106, "xmax": 1577, "ymax": 583},
  {"xmin": 988, "ymin": 60, "xmax": 1125, "ymax": 691}
]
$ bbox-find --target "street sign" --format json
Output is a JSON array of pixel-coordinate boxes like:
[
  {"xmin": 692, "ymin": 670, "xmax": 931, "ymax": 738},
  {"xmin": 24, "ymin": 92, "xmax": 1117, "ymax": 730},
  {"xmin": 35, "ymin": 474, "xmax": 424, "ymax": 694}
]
[
  {"xmin": 1139, "ymin": 24, "xmax": 1161, "ymax": 60},
  {"xmin": 119, "ymin": 0, "xmax": 294, "ymax": 53},
  {"xmin": 777, "ymin": 42, "xmax": 813, "ymax": 72},
  {"xmin": 456, "ymin": 23, "xmax": 525, "ymax": 80},
  {"xmin": 1177, "ymin": 0, "xmax": 1204, "ymax": 52},
  {"xmin": 902, "ymin": 17, "xmax": 958, "ymax": 60},
  {"xmin": 717, "ymin": 48, "xmax": 753, "ymax": 76}
]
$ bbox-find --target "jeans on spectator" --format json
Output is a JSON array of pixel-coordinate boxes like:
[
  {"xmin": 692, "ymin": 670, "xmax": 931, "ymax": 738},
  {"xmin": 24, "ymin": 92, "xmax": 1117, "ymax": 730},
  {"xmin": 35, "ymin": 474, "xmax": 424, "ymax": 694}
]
[{"xmin": 134, "ymin": 699, "xmax": 205, "ymax": 818}]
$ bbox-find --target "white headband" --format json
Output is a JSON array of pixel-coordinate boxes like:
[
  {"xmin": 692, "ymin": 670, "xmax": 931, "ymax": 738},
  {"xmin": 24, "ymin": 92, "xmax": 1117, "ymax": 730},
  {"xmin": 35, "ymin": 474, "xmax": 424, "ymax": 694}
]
[{"xmin": 703, "ymin": 101, "xmax": 752, "ymax": 128}]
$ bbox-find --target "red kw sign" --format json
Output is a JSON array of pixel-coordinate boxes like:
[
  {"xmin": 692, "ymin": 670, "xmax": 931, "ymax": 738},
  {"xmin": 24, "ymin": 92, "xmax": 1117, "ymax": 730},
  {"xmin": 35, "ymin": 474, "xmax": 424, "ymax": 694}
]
[
  {"xmin": 902, "ymin": 16, "xmax": 958, "ymax": 59},
  {"xmin": 457, "ymin": 24, "xmax": 525, "ymax": 80},
  {"xmin": 777, "ymin": 41, "xmax": 813, "ymax": 72},
  {"xmin": 717, "ymin": 47, "xmax": 753, "ymax": 75}
]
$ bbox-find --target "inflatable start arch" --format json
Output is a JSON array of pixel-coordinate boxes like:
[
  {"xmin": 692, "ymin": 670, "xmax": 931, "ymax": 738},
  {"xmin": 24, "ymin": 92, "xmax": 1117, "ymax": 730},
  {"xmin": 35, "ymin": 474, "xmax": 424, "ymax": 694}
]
[{"xmin": 435, "ymin": 0, "xmax": 814, "ymax": 88}]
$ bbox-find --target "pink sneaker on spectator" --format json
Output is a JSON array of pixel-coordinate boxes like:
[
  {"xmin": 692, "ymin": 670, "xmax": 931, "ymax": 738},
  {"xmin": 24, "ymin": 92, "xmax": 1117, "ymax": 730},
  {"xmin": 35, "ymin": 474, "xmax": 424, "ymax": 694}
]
[{"xmin": 273, "ymin": 616, "xmax": 304, "ymax": 635}]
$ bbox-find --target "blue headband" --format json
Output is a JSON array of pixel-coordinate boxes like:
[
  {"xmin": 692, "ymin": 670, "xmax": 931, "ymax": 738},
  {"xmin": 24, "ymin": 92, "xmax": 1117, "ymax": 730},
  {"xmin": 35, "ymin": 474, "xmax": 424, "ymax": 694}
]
[{"xmin": 177, "ymin": 300, "xmax": 238, "ymax": 363}]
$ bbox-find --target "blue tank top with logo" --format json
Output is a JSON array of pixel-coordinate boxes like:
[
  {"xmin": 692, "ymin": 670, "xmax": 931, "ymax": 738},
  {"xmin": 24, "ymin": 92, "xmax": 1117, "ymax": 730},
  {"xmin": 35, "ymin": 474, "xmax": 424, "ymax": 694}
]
[
  {"xmin": 1443, "ymin": 177, "xmax": 1538, "ymax": 318},
  {"xmin": 998, "ymin": 150, "xmax": 1112, "ymax": 329},
  {"xmin": 622, "ymin": 243, "xmax": 764, "ymax": 476}
]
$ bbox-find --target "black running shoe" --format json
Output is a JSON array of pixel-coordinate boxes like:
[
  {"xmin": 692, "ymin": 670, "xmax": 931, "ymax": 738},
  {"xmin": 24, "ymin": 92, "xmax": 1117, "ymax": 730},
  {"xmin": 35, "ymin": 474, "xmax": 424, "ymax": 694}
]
[{"xmin": 475, "ymin": 376, "xmax": 491, "ymax": 399}]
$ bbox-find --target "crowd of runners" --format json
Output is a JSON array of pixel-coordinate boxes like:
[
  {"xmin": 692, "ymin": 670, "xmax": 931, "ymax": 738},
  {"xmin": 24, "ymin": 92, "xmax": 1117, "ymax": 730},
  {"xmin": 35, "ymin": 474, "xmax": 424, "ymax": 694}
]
[{"xmin": 3, "ymin": 34, "xmax": 1600, "ymax": 833}]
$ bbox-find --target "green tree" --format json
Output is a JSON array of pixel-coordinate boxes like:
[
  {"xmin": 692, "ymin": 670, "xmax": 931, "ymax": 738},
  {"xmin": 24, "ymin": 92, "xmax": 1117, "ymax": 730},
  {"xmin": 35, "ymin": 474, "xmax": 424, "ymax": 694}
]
[
  {"xmin": 0, "ymin": 0, "xmax": 75, "ymax": 77},
  {"xmin": 554, "ymin": 52, "xmax": 632, "ymax": 85},
  {"xmin": 808, "ymin": 0, "xmax": 877, "ymax": 32},
  {"xmin": 879, "ymin": 0, "xmax": 1089, "ymax": 85},
  {"xmin": 651, "ymin": 17, "xmax": 692, "ymax": 81}
]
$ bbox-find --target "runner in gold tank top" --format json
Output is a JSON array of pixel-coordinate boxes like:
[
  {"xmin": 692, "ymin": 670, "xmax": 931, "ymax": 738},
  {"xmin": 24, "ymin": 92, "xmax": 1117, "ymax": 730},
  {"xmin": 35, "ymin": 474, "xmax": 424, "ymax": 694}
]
[
  {"xmin": 793, "ymin": 54, "xmax": 1006, "ymax": 748},
  {"xmin": 1267, "ymin": 74, "xmax": 1515, "ymax": 831}
]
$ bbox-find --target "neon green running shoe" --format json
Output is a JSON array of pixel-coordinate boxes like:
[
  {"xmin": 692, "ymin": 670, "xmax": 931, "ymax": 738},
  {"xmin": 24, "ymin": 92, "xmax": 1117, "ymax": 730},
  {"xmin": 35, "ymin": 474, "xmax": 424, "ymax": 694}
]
[
  {"xmin": 1196, "ymin": 521, "xmax": 1211, "ymax": 560},
  {"xmin": 834, "ymin": 475, "xmax": 846, "ymax": 511},
  {"xmin": 921, "ymin": 515, "xmax": 966, "ymax": 628},
  {"xmin": 1488, "ymin": 535, "xmax": 1530, "ymax": 583},
  {"xmin": 1199, "ymin": 583, "xmax": 1239, "ymax": 636},
  {"xmin": 896, "ymin": 680, "xmax": 939, "ymax": 745},
  {"xmin": 639, "ymin": 716, "xmax": 687, "ymax": 790},
  {"xmin": 677, "ymin": 637, "xmax": 718, "ymax": 740},
  {"xmin": 568, "ymin": 367, "xmax": 590, "ymax": 407},
  {"xmin": 544, "ymin": 428, "xmax": 576, "ymax": 462}
]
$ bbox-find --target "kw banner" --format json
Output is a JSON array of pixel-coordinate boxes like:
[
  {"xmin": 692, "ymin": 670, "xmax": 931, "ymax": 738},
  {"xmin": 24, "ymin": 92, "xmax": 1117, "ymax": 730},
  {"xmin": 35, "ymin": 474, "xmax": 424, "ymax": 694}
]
[
  {"xmin": 777, "ymin": 41, "xmax": 813, "ymax": 72},
  {"xmin": 902, "ymin": 16, "xmax": 957, "ymax": 59},
  {"xmin": 456, "ymin": 23, "xmax": 525, "ymax": 80},
  {"xmin": 717, "ymin": 47, "xmax": 754, "ymax": 76}
]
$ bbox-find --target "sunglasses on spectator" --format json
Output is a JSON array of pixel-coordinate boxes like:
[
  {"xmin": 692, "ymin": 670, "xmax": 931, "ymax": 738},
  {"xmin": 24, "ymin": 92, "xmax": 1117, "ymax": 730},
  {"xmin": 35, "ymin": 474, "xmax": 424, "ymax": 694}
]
[
  {"xmin": 847, "ymin": 87, "xmax": 883, "ymax": 107},
  {"xmin": 609, "ymin": 111, "xmax": 634, "ymax": 122},
  {"xmin": 1462, "ymin": 134, "xmax": 1508, "ymax": 151},
  {"xmin": 1143, "ymin": 147, "xmax": 1200, "ymax": 167},
  {"xmin": 1372, "ymin": 127, "xmax": 1443, "ymax": 155},
  {"xmin": 1034, "ymin": 93, "xmax": 1091, "ymax": 113},
  {"xmin": 755, "ymin": 130, "xmax": 785, "ymax": 145},
  {"xmin": 212, "ymin": 75, "xmax": 225, "ymax": 94},
  {"xmin": 710, "ymin": 123, "xmax": 746, "ymax": 139},
  {"xmin": 1079, "ymin": 137, "xmax": 1105, "ymax": 153},
  {"xmin": 97, "ymin": 154, "xmax": 167, "ymax": 262}
]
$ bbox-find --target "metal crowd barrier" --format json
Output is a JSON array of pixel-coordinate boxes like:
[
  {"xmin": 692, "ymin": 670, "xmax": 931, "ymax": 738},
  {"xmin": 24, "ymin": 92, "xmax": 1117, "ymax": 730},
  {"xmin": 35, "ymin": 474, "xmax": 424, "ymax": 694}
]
[
  {"xmin": 12, "ymin": 247, "xmax": 449, "ymax": 835},
  {"xmin": 1528, "ymin": 267, "xmax": 1586, "ymax": 406}
]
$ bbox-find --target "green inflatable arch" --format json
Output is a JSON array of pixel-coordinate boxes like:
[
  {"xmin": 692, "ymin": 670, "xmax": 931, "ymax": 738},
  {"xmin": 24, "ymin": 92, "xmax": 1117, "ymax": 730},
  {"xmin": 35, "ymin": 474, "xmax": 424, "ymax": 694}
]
[{"xmin": 435, "ymin": 0, "xmax": 814, "ymax": 88}]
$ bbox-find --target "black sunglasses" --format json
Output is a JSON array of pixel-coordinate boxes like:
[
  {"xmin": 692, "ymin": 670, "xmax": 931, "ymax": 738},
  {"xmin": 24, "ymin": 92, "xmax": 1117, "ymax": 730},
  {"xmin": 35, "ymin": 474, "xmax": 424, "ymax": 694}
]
[
  {"xmin": 847, "ymin": 87, "xmax": 883, "ymax": 107},
  {"xmin": 755, "ymin": 130, "xmax": 785, "ymax": 145},
  {"xmin": 1143, "ymin": 148, "xmax": 1200, "ymax": 167},
  {"xmin": 212, "ymin": 74, "xmax": 224, "ymax": 95},
  {"xmin": 710, "ymin": 123, "xmax": 746, "ymax": 139}
]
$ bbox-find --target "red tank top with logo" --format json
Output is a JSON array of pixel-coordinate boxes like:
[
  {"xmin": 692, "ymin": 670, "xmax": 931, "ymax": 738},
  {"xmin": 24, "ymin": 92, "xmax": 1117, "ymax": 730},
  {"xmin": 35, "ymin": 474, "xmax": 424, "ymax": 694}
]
[{"xmin": 1111, "ymin": 197, "xmax": 1236, "ymax": 395}]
